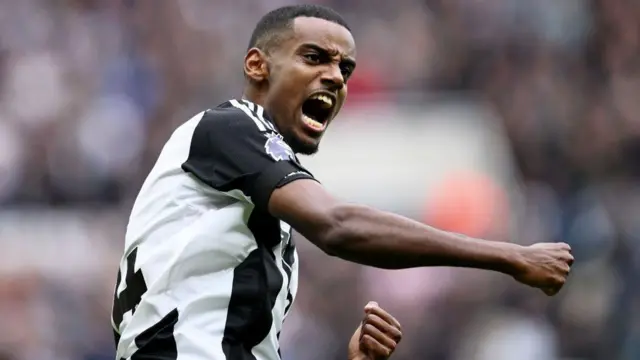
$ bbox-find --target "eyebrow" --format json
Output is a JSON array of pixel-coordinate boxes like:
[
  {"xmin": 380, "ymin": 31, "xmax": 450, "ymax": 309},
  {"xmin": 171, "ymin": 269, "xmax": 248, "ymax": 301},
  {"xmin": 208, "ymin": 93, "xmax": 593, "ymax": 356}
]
[{"xmin": 301, "ymin": 43, "xmax": 356, "ymax": 68}]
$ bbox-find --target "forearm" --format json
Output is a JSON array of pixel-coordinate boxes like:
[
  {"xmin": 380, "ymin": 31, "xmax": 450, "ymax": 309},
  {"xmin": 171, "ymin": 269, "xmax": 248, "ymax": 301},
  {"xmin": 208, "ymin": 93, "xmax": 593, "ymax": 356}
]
[{"xmin": 320, "ymin": 203, "xmax": 524, "ymax": 273}]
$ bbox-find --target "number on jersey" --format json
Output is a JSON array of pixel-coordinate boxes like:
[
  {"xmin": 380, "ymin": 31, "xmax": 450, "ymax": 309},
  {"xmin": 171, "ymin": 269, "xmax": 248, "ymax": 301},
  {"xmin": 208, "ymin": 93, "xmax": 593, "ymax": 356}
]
[{"xmin": 112, "ymin": 248, "xmax": 148, "ymax": 331}]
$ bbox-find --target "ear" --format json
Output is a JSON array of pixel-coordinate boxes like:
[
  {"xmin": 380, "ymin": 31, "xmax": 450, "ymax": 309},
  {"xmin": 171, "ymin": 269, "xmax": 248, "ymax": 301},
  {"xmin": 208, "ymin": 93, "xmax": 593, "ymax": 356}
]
[{"xmin": 244, "ymin": 48, "xmax": 269, "ymax": 83}]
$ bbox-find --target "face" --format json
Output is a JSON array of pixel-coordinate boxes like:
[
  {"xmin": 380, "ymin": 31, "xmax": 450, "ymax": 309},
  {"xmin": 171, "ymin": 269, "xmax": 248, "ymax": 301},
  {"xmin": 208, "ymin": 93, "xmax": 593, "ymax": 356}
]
[{"xmin": 244, "ymin": 17, "xmax": 356, "ymax": 155}]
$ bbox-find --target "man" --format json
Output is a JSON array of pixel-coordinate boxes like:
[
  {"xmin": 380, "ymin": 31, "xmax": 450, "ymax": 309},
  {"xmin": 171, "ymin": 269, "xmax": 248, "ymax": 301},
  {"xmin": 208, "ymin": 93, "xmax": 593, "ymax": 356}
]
[{"xmin": 111, "ymin": 4, "xmax": 573, "ymax": 360}]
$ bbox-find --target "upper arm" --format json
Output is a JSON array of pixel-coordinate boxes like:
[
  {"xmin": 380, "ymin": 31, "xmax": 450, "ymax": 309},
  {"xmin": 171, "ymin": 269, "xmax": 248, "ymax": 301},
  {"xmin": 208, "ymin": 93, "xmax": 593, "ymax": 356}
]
[
  {"xmin": 268, "ymin": 179, "xmax": 342, "ymax": 251},
  {"xmin": 181, "ymin": 103, "xmax": 315, "ymax": 210}
]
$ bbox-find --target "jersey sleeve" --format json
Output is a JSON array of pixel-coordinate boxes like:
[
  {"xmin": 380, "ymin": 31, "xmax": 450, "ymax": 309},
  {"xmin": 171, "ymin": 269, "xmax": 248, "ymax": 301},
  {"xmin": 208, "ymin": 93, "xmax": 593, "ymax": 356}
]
[{"xmin": 181, "ymin": 107, "xmax": 317, "ymax": 211}]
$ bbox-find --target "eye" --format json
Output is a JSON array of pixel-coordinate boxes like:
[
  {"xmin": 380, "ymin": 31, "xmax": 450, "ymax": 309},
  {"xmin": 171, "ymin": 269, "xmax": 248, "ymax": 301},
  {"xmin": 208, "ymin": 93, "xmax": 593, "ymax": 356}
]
[
  {"xmin": 340, "ymin": 65, "xmax": 353, "ymax": 79},
  {"xmin": 303, "ymin": 53, "xmax": 321, "ymax": 64}
]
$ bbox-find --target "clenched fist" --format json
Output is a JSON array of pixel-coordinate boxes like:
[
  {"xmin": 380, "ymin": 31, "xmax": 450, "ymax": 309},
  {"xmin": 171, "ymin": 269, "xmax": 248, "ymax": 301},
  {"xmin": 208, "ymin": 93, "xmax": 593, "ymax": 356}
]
[
  {"xmin": 348, "ymin": 302, "xmax": 402, "ymax": 360},
  {"xmin": 512, "ymin": 242, "xmax": 574, "ymax": 295}
]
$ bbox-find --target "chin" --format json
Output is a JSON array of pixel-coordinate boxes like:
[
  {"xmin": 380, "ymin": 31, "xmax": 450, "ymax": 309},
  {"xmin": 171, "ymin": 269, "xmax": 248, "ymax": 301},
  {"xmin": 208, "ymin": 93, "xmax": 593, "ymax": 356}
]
[
  {"xmin": 296, "ymin": 144, "xmax": 320, "ymax": 156},
  {"xmin": 286, "ymin": 132, "xmax": 321, "ymax": 155}
]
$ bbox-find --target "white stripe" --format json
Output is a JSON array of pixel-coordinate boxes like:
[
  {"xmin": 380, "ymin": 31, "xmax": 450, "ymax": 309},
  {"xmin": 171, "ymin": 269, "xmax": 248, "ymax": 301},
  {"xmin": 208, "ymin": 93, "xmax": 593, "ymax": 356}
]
[
  {"xmin": 243, "ymin": 100, "xmax": 274, "ymax": 131},
  {"xmin": 230, "ymin": 99, "xmax": 266, "ymax": 132},
  {"xmin": 255, "ymin": 104, "xmax": 276, "ymax": 131},
  {"xmin": 255, "ymin": 105, "xmax": 264, "ymax": 120}
]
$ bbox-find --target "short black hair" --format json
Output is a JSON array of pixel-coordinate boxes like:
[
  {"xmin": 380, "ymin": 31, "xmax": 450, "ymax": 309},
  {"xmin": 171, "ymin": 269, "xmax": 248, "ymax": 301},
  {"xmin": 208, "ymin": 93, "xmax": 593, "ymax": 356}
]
[{"xmin": 247, "ymin": 4, "xmax": 350, "ymax": 52}]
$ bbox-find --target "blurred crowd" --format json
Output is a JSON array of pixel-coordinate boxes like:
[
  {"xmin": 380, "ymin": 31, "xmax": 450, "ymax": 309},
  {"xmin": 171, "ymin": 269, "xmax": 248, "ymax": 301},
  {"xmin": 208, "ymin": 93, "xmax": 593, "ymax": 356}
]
[{"xmin": 1, "ymin": 0, "xmax": 640, "ymax": 359}]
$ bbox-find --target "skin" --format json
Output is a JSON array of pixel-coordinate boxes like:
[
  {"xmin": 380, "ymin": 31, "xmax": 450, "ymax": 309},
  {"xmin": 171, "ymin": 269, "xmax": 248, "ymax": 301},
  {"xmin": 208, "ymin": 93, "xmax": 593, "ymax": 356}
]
[
  {"xmin": 244, "ymin": 14, "xmax": 573, "ymax": 356},
  {"xmin": 349, "ymin": 302, "xmax": 403, "ymax": 360}
]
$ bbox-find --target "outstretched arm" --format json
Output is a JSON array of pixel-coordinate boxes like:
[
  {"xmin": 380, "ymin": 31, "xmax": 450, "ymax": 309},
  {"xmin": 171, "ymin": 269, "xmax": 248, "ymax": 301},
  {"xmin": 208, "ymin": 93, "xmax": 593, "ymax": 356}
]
[
  {"xmin": 269, "ymin": 179, "xmax": 573, "ymax": 295},
  {"xmin": 181, "ymin": 105, "xmax": 572, "ymax": 295}
]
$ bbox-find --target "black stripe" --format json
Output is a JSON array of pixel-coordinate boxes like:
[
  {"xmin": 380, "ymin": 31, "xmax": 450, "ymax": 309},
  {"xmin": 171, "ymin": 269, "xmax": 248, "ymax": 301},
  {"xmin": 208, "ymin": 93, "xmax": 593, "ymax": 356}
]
[
  {"xmin": 277, "ymin": 332, "xmax": 282, "ymax": 358},
  {"xmin": 112, "ymin": 269, "xmax": 123, "ymax": 332},
  {"xmin": 131, "ymin": 309, "xmax": 179, "ymax": 360},
  {"xmin": 222, "ymin": 209, "xmax": 284, "ymax": 360},
  {"xmin": 113, "ymin": 329, "xmax": 121, "ymax": 349},
  {"xmin": 180, "ymin": 106, "xmax": 314, "ymax": 211}
]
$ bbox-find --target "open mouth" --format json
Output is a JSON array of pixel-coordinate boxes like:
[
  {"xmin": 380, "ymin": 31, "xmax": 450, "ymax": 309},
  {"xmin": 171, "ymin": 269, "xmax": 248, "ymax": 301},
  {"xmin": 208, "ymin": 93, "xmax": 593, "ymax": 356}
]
[{"xmin": 301, "ymin": 93, "xmax": 335, "ymax": 132}]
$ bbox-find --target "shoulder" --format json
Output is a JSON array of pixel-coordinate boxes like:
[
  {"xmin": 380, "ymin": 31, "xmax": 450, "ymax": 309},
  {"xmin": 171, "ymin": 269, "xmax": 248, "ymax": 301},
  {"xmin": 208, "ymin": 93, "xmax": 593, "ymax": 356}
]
[{"xmin": 182, "ymin": 99, "xmax": 299, "ymax": 171}]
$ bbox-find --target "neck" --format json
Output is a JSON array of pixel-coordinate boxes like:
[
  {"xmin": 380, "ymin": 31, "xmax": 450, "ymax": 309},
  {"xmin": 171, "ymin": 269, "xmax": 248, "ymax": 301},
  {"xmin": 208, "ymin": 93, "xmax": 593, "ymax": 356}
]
[{"xmin": 242, "ymin": 87, "xmax": 266, "ymax": 108}]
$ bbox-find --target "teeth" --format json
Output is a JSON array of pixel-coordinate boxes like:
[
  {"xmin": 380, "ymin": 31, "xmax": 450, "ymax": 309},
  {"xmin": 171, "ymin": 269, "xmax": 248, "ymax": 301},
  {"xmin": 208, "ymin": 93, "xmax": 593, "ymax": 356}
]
[
  {"xmin": 302, "ymin": 114, "xmax": 325, "ymax": 130},
  {"xmin": 310, "ymin": 94, "xmax": 334, "ymax": 109}
]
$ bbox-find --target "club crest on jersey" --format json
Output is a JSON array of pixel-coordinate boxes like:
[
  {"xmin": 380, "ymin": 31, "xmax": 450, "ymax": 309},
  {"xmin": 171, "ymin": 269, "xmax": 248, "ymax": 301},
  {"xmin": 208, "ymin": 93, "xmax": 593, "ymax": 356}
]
[{"xmin": 265, "ymin": 134, "xmax": 294, "ymax": 161}]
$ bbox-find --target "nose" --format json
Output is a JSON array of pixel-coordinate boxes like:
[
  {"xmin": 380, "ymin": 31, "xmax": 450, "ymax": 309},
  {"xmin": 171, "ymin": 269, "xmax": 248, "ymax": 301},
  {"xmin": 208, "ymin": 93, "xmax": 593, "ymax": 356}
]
[{"xmin": 320, "ymin": 64, "xmax": 345, "ymax": 92}]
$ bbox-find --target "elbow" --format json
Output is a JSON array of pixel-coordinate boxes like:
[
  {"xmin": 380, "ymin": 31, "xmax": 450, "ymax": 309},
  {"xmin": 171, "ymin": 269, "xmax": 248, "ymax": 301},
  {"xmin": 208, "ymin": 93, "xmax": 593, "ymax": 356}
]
[{"xmin": 311, "ymin": 203, "xmax": 360, "ymax": 256}]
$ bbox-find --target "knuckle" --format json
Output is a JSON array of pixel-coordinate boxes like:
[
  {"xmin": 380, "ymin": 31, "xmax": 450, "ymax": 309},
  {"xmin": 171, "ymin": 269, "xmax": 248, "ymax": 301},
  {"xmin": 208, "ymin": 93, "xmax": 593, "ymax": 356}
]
[
  {"xmin": 394, "ymin": 332, "xmax": 403, "ymax": 342},
  {"xmin": 363, "ymin": 323, "xmax": 375, "ymax": 333},
  {"xmin": 386, "ymin": 337, "xmax": 397, "ymax": 348}
]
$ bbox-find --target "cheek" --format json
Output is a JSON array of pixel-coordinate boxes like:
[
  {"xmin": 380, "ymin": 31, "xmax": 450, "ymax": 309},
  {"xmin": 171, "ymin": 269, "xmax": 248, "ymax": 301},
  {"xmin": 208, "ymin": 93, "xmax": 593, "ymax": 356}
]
[
  {"xmin": 335, "ymin": 88, "xmax": 348, "ymax": 112},
  {"xmin": 289, "ymin": 62, "xmax": 314, "ymax": 85},
  {"xmin": 280, "ymin": 64, "xmax": 312, "ymax": 101},
  {"xmin": 272, "ymin": 63, "xmax": 303, "ymax": 91}
]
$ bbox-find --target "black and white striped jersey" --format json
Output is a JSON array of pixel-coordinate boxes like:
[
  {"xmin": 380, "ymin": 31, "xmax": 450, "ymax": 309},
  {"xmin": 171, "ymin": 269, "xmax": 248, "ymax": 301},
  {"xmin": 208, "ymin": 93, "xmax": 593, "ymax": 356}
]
[{"xmin": 111, "ymin": 100, "xmax": 316, "ymax": 360}]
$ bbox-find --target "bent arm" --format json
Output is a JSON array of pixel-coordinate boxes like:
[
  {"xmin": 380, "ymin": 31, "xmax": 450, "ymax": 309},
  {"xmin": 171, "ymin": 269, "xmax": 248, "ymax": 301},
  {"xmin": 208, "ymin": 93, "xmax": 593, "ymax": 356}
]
[{"xmin": 269, "ymin": 179, "xmax": 525, "ymax": 274}]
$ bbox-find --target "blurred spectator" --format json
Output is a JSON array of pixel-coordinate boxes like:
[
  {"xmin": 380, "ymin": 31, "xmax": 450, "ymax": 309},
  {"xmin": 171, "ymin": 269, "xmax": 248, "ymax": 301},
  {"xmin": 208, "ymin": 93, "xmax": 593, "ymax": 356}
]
[{"xmin": 1, "ymin": 0, "xmax": 639, "ymax": 359}]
